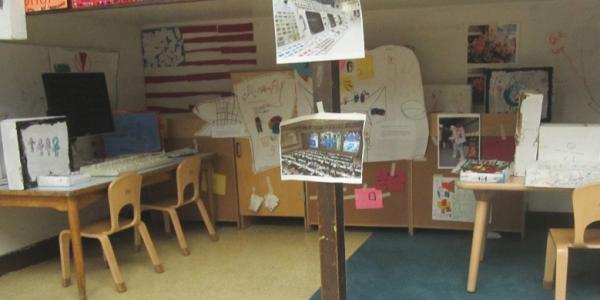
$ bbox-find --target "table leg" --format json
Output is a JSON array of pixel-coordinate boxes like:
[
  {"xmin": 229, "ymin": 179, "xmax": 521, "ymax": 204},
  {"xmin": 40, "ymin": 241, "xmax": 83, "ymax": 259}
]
[
  {"xmin": 206, "ymin": 161, "xmax": 217, "ymax": 225},
  {"xmin": 467, "ymin": 191, "xmax": 491, "ymax": 293},
  {"xmin": 67, "ymin": 197, "xmax": 86, "ymax": 300}
]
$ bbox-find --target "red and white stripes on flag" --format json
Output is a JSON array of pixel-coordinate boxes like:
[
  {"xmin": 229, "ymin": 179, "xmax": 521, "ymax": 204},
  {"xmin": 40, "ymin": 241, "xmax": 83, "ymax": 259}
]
[{"xmin": 141, "ymin": 22, "xmax": 257, "ymax": 110}]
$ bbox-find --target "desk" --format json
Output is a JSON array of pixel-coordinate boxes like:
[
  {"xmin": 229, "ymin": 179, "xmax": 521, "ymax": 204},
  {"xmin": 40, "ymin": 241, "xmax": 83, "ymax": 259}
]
[
  {"xmin": 457, "ymin": 176, "xmax": 570, "ymax": 293},
  {"xmin": 0, "ymin": 152, "xmax": 216, "ymax": 300}
]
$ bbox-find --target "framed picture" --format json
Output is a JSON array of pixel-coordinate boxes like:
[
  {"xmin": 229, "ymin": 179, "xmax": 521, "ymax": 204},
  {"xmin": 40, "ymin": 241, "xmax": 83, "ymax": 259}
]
[
  {"xmin": 437, "ymin": 114, "xmax": 481, "ymax": 169},
  {"xmin": 485, "ymin": 67, "xmax": 553, "ymax": 122}
]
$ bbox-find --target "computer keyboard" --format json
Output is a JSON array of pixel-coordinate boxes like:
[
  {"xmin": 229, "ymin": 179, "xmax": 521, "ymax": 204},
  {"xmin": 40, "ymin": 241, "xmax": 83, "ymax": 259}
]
[
  {"xmin": 165, "ymin": 147, "xmax": 198, "ymax": 158},
  {"xmin": 79, "ymin": 152, "xmax": 172, "ymax": 177}
]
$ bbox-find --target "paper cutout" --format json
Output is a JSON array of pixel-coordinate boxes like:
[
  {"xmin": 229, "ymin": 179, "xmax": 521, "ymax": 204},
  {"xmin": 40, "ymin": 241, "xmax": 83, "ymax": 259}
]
[
  {"xmin": 355, "ymin": 187, "xmax": 383, "ymax": 209},
  {"xmin": 481, "ymin": 136, "xmax": 515, "ymax": 161},
  {"xmin": 341, "ymin": 75, "xmax": 354, "ymax": 92},
  {"xmin": 201, "ymin": 173, "xmax": 227, "ymax": 196},
  {"xmin": 263, "ymin": 176, "xmax": 280, "ymax": 212},
  {"xmin": 248, "ymin": 187, "xmax": 264, "ymax": 212},
  {"xmin": 356, "ymin": 55, "xmax": 374, "ymax": 80},
  {"xmin": 375, "ymin": 170, "xmax": 406, "ymax": 193}
]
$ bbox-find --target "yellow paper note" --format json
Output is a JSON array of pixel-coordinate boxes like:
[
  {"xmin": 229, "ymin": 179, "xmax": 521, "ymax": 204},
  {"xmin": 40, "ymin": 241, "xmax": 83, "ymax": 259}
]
[
  {"xmin": 357, "ymin": 55, "xmax": 374, "ymax": 81},
  {"xmin": 341, "ymin": 75, "xmax": 354, "ymax": 92},
  {"xmin": 201, "ymin": 173, "xmax": 227, "ymax": 196}
]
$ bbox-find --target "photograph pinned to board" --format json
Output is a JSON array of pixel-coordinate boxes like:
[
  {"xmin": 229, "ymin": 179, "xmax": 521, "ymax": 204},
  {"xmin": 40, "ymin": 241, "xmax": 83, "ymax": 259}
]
[
  {"xmin": 432, "ymin": 175, "xmax": 476, "ymax": 222},
  {"xmin": 272, "ymin": 0, "xmax": 365, "ymax": 64},
  {"xmin": 485, "ymin": 67, "xmax": 553, "ymax": 121},
  {"xmin": 468, "ymin": 24, "xmax": 518, "ymax": 64},
  {"xmin": 279, "ymin": 112, "xmax": 366, "ymax": 184},
  {"xmin": 437, "ymin": 114, "xmax": 481, "ymax": 169},
  {"xmin": 467, "ymin": 69, "xmax": 486, "ymax": 113}
]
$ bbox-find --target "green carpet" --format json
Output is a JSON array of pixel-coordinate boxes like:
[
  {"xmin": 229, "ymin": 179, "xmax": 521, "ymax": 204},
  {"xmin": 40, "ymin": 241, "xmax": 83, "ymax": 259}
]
[{"xmin": 311, "ymin": 228, "xmax": 600, "ymax": 299}]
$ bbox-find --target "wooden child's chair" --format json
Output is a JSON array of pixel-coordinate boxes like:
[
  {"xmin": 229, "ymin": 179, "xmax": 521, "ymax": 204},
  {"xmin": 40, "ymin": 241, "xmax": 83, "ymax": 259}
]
[
  {"xmin": 59, "ymin": 173, "xmax": 164, "ymax": 293},
  {"xmin": 543, "ymin": 182, "xmax": 600, "ymax": 300},
  {"xmin": 139, "ymin": 155, "xmax": 218, "ymax": 256}
]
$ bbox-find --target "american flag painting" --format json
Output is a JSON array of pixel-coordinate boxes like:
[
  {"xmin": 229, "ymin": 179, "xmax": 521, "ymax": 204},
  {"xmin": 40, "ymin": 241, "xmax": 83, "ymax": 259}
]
[{"xmin": 141, "ymin": 22, "xmax": 258, "ymax": 110}]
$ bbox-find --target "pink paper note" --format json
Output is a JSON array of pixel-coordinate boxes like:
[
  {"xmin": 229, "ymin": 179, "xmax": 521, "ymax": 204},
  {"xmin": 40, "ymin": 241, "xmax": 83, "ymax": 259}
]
[
  {"xmin": 355, "ymin": 188, "xmax": 383, "ymax": 209},
  {"xmin": 375, "ymin": 170, "xmax": 406, "ymax": 193}
]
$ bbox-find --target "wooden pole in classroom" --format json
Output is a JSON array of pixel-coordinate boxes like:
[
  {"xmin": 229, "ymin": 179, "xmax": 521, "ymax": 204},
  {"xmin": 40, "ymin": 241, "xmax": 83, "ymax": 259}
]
[{"xmin": 311, "ymin": 60, "xmax": 346, "ymax": 300}]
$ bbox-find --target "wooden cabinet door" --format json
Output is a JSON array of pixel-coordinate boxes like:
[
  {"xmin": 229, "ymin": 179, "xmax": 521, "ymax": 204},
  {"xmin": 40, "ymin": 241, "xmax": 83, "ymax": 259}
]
[{"xmin": 235, "ymin": 138, "xmax": 305, "ymax": 217}]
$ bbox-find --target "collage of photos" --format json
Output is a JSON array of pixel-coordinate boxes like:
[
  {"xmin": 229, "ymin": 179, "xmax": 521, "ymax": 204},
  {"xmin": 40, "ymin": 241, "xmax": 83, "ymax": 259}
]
[
  {"xmin": 279, "ymin": 113, "xmax": 365, "ymax": 184},
  {"xmin": 468, "ymin": 24, "xmax": 518, "ymax": 64},
  {"xmin": 272, "ymin": 0, "xmax": 364, "ymax": 64},
  {"xmin": 437, "ymin": 114, "xmax": 481, "ymax": 169}
]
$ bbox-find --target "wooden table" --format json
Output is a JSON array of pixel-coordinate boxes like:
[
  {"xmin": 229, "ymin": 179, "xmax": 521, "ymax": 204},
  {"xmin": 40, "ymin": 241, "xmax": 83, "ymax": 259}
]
[
  {"xmin": 457, "ymin": 176, "xmax": 571, "ymax": 293},
  {"xmin": 0, "ymin": 152, "xmax": 216, "ymax": 299}
]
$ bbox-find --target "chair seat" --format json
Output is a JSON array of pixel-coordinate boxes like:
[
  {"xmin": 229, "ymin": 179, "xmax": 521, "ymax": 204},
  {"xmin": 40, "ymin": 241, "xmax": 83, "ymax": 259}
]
[
  {"xmin": 550, "ymin": 228, "xmax": 600, "ymax": 249},
  {"xmin": 61, "ymin": 218, "xmax": 135, "ymax": 238},
  {"xmin": 142, "ymin": 197, "xmax": 195, "ymax": 211}
]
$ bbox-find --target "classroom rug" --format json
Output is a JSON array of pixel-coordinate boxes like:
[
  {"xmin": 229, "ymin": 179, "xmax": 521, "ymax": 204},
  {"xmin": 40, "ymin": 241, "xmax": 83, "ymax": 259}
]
[{"xmin": 310, "ymin": 228, "xmax": 600, "ymax": 300}]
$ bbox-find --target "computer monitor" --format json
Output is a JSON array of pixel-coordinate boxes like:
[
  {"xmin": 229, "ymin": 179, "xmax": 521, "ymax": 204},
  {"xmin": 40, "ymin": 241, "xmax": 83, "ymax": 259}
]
[
  {"xmin": 327, "ymin": 14, "xmax": 336, "ymax": 28},
  {"xmin": 42, "ymin": 73, "xmax": 115, "ymax": 138},
  {"xmin": 306, "ymin": 11, "xmax": 325, "ymax": 34}
]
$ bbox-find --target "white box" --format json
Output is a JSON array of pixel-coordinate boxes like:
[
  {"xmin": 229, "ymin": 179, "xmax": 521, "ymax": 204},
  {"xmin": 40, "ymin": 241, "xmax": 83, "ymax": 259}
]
[
  {"xmin": 513, "ymin": 92, "xmax": 543, "ymax": 176},
  {"xmin": 1, "ymin": 117, "xmax": 71, "ymax": 190},
  {"xmin": 538, "ymin": 124, "xmax": 600, "ymax": 163},
  {"xmin": 0, "ymin": 0, "xmax": 27, "ymax": 40}
]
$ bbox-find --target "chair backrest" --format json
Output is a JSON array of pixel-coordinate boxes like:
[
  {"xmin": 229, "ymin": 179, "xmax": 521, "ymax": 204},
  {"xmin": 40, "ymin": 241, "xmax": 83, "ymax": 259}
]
[
  {"xmin": 176, "ymin": 156, "xmax": 201, "ymax": 207},
  {"xmin": 107, "ymin": 173, "xmax": 143, "ymax": 234},
  {"xmin": 573, "ymin": 182, "xmax": 600, "ymax": 245}
]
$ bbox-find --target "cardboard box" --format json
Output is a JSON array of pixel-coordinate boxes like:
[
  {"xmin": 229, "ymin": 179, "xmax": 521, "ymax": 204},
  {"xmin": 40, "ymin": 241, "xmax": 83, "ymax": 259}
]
[
  {"xmin": 1, "ymin": 117, "xmax": 71, "ymax": 189},
  {"xmin": 513, "ymin": 92, "xmax": 543, "ymax": 176},
  {"xmin": 161, "ymin": 113, "xmax": 206, "ymax": 139}
]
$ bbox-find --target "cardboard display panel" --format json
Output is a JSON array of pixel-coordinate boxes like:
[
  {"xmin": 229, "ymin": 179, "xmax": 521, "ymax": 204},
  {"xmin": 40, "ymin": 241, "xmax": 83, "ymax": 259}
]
[
  {"xmin": 307, "ymin": 161, "xmax": 410, "ymax": 227},
  {"xmin": 412, "ymin": 113, "xmax": 524, "ymax": 233}
]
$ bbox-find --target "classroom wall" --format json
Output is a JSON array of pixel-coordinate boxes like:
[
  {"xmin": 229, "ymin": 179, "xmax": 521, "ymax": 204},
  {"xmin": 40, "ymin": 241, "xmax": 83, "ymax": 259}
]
[
  {"xmin": 0, "ymin": 15, "xmax": 144, "ymax": 256},
  {"xmin": 146, "ymin": 0, "xmax": 599, "ymax": 212}
]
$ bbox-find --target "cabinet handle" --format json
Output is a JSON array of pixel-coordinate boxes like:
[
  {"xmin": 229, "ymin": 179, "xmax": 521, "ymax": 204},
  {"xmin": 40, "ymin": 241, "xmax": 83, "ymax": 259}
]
[{"xmin": 235, "ymin": 142, "xmax": 242, "ymax": 158}]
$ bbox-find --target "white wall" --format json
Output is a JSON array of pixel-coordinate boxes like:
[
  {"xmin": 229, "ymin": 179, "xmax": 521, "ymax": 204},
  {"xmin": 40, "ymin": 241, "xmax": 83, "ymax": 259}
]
[{"xmin": 0, "ymin": 15, "xmax": 145, "ymax": 255}]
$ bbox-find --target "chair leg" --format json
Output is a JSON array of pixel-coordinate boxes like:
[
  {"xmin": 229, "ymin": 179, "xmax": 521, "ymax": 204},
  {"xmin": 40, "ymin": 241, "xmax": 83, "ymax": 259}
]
[
  {"xmin": 168, "ymin": 209, "xmax": 190, "ymax": 256},
  {"xmin": 195, "ymin": 199, "xmax": 218, "ymax": 241},
  {"xmin": 98, "ymin": 236, "xmax": 127, "ymax": 293},
  {"xmin": 555, "ymin": 246, "xmax": 569, "ymax": 300},
  {"xmin": 543, "ymin": 234, "xmax": 556, "ymax": 289},
  {"xmin": 59, "ymin": 231, "xmax": 71, "ymax": 287},
  {"xmin": 134, "ymin": 226, "xmax": 141, "ymax": 252},
  {"xmin": 136, "ymin": 222, "xmax": 164, "ymax": 273},
  {"xmin": 162, "ymin": 211, "xmax": 171, "ymax": 234}
]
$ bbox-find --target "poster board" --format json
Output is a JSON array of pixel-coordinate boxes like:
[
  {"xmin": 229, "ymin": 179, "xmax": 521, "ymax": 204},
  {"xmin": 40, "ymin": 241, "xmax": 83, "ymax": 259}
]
[
  {"xmin": 232, "ymin": 70, "xmax": 312, "ymax": 173},
  {"xmin": 340, "ymin": 45, "xmax": 428, "ymax": 162}
]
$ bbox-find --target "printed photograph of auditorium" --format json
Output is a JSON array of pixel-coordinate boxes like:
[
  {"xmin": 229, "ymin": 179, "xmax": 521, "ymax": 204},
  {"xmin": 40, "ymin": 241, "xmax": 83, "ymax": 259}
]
[{"xmin": 280, "ymin": 117, "xmax": 364, "ymax": 184}]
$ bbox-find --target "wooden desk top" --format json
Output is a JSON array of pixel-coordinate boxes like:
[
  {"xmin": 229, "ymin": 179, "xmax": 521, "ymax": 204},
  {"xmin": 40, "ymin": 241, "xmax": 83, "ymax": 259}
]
[
  {"xmin": 0, "ymin": 152, "xmax": 216, "ymax": 197},
  {"xmin": 457, "ymin": 176, "xmax": 573, "ymax": 192}
]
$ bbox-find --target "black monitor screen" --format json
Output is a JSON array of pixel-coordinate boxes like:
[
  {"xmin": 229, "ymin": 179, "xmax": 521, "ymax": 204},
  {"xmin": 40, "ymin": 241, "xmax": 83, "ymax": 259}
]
[
  {"xmin": 42, "ymin": 73, "xmax": 115, "ymax": 138},
  {"xmin": 306, "ymin": 11, "xmax": 325, "ymax": 34},
  {"xmin": 327, "ymin": 14, "xmax": 336, "ymax": 28}
]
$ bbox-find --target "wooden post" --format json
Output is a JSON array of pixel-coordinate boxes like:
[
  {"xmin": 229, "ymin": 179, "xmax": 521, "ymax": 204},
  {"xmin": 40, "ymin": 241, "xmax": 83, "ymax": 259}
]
[{"xmin": 312, "ymin": 61, "xmax": 346, "ymax": 300}]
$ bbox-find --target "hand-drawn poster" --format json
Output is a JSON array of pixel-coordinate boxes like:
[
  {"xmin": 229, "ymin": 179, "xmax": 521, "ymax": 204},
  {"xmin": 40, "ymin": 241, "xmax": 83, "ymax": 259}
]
[
  {"xmin": 340, "ymin": 45, "xmax": 428, "ymax": 162},
  {"xmin": 273, "ymin": 0, "xmax": 365, "ymax": 64},
  {"xmin": 0, "ymin": 0, "xmax": 27, "ymax": 40},
  {"xmin": 432, "ymin": 175, "xmax": 476, "ymax": 222},
  {"xmin": 233, "ymin": 71, "xmax": 300, "ymax": 173},
  {"xmin": 48, "ymin": 48, "xmax": 120, "ymax": 109},
  {"xmin": 485, "ymin": 67, "xmax": 553, "ymax": 121},
  {"xmin": 279, "ymin": 112, "xmax": 366, "ymax": 184},
  {"xmin": 468, "ymin": 24, "xmax": 518, "ymax": 64},
  {"xmin": 423, "ymin": 85, "xmax": 472, "ymax": 113},
  {"xmin": 437, "ymin": 114, "xmax": 480, "ymax": 169},
  {"xmin": 192, "ymin": 96, "xmax": 248, "ymax": 138}
]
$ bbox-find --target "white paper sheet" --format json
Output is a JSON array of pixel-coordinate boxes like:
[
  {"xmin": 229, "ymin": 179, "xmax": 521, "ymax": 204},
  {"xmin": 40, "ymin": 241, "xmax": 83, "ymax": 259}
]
[
  {"xmin": 0, "ymin": 0, "xmax": 27, "ymax": 40},
  {"xmin": 272, "ymin": 0, "xmax": 365, "ymax": 64},
  {"xmin": 538, "ymin": 124, "xmax": 600, "ymax": 163}
]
